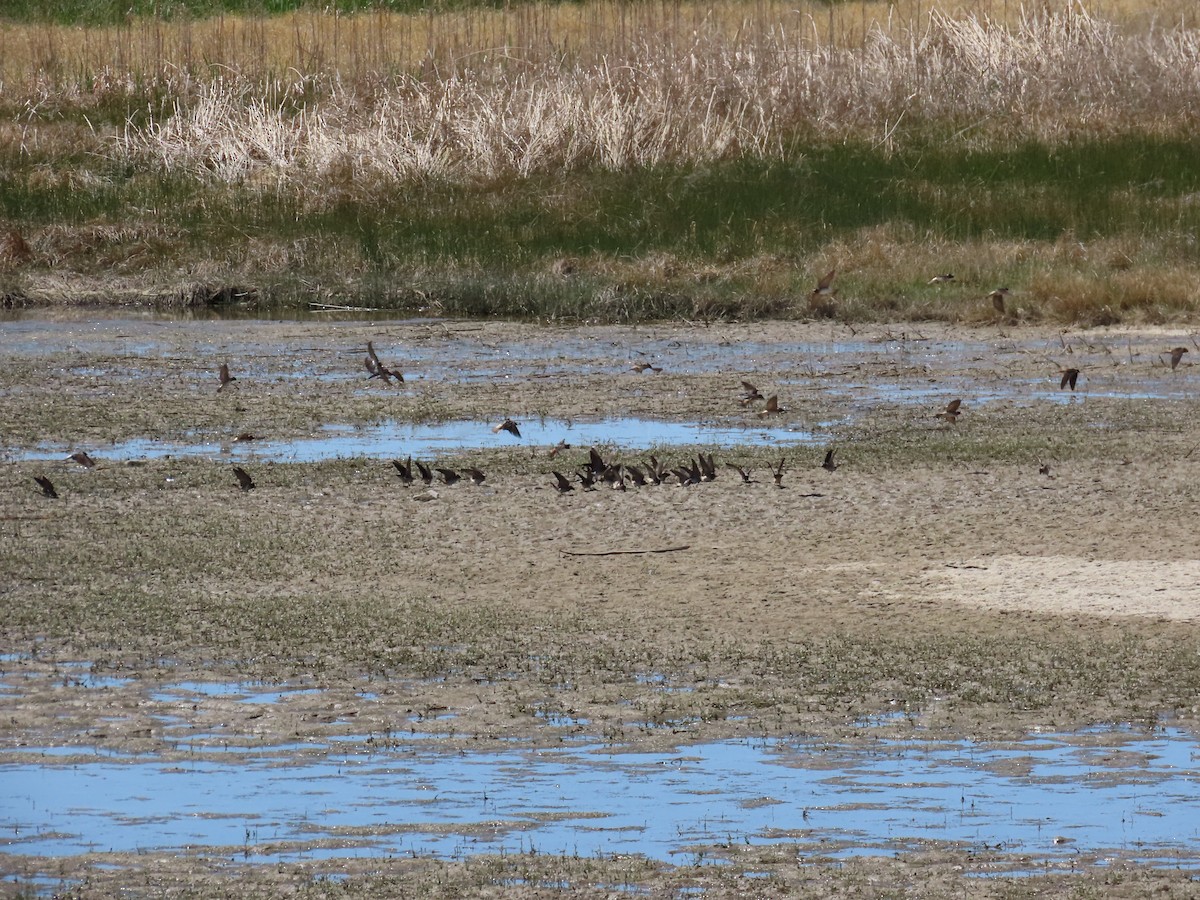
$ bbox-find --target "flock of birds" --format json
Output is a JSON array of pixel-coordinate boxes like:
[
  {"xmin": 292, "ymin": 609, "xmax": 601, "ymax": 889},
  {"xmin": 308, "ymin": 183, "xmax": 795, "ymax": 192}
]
[{"xmin": 24, "ymin": 295, "xmax": 1196, "ymax": 500}]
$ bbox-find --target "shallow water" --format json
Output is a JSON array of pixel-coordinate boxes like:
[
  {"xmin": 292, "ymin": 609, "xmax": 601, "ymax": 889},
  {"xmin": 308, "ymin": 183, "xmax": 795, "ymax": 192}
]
[
  {"xmin": 3, "ymin": 721, "xmax": 1199, "ymax": 868},
  {"xmin": 11, "ymin": 417, "xmax": 817, "ymax": 463}
]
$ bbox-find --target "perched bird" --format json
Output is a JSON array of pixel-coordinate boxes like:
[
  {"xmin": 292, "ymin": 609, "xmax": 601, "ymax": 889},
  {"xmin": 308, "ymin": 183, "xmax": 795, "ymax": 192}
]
[
  {"xmin": 725, "ymin": 462, "xmax": 754, "ymax": 484},
  {"xmin": 644, "ymin": 455, "xmax": 668, "ymax": 485},
  {"xmin": 67, "ymin": 451, "xmax": 96, "ymax": 468},
  {"xmin": 1059, "ymin": 368, "xmax": 1080, "ymax": 391},
  {"xmin": 547, "ymin": 439, "xmax": 571, "ymax": 459},
  {"xmin": 625, "ymin": 465, "xmax": 648, "ymax": 487},
  {"xmin": 697, "ymin": 452, "xmax": 718, "ymax": 481},
  {"xmin": 364, "ymin": 341, "xmax": 403, "ymax": 384},
  {"xmin": 587, "ymin": 447, "xmax": 608, "ymax": 476},
  {"xmin": 1169, "ymin": 347, "xmax": 1189, "ymax": 370},
  {"xmin": 217, "ymin": 363, "xmax": 236, "ymax": 393},
  {"xmin": 630, "ymin": 361, "xmax": 663, "ymax": 374},
  {"xmin": 232, "ymin": 432, "xmax": 257, "ymax": 443},
  {"xmin": 989, "ymin": 288, "xmax": 1011, "ymax": 315},
  {"xmin": 934, "ymin": 398, "xmax": 962, "ymax": 424},
  {"xmin": 415, "ymin": 459, "xmax": 434, "ymax": 485},
  {"xmin": 822, "ymin": 448, "xmax": 839, "ymax": 471},
  {"xmin": 552, "ymin": 471, "xmax": 575, "ymax": 493},
  {"xmin": 493, "ymin": 418, "xmax": 521, "ymax": 438},
  {"xmin": 392, "ymin": 457, "xmax": 414, "ymax": 484},
  {"xmin": 232, "ymin": 466, "xmax": 255, "ymax": 491},
  {"xmin": 771, "ymin": 457, "xmax": 786, "ymax": 487},
  {"xmin": 463, "ymin": 467, "xmax": 486, "ymax": 485},
  {"xmin": 34, "ymin": 474, "xmax": 58, "ymax": 498},
  {"xmin": 435, "ymin": 467, "xmax": 461, "ymax": 485},
  {"xmin": 928, "ymin": 273, "xmax": 955, "ymax": 284},
  {"xmin": 1039, "ymin": 463, "xmax": 1053, "ymax": 476},
  {"xmin": 738, "ymin": 380, "xmax": 764, "ymax": 406},
  {"xmin": 577, "ymin": 469, "xmax": 598, "ymax": 491},
  {"xmin": 757, "ymin": 395, "xmax": 783, "ymax": 417},
  {"xmin": 672, "ymin": 460, "xmax": 702, "ymax": 486}
]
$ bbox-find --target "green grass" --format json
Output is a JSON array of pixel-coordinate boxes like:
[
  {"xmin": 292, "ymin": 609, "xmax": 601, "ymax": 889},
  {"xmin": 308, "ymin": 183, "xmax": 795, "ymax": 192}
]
[{"xmin": 6, "ymin": 130, "xmax": 1200, "ymax": 322}]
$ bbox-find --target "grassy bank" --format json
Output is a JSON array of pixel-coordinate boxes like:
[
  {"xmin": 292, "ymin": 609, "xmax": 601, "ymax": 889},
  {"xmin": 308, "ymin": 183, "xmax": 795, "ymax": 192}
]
[{"xmin": 4, "ymin": 2, "xmax": 1200, "ymax": 322}]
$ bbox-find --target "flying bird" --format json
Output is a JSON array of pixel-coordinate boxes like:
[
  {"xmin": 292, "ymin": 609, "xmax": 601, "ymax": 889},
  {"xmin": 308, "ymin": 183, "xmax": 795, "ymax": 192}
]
[
  {"xmin": 989, "ymin": 288, "xmax": 1010, "ymax": 315},
  {"xmin": 364, "ymin": 341, "xmax": 404, "ymax": 384},
  {"xmin": 1059, "ymin": 368, "xmax": 1080, "ymax": 391},
  {"xmin": 725, "ymin": 462, "xmax": 754, "ymax": 484},
  {"xmin": 738, "ymin": 380, "xmax": 764, "ymax": 406},
  {"xmin": 217, "ymin": 363, "xmax": 236, "ymax": 392},
  {"xmin": 771, "ymin": 457, "xmax": 786, "ymax": 487},
  {"xmin": 1169, "ymin": 347, "xmax": 1189, "ymax": 370},
  {"xmin": 822, "ymin": 448, "xmax": 839, "ymax": 471},
  {"xmin": 232, "ymin": 466, "xmax": 255, "ymax": 491},
  {"xmin": 812, "ymin": 269, "xmax": 836, "ymax": 298},
  {"xmin": 547, "ymin": 439, "xmax": 571, "ymax": 459},
  {"xmin": 928, "ymin": 273, "xmax": 955, "ymax": 284},
  {"xmin": 552, "ymin": 471, "xmax": 575, "ymax": 493},
  {"xmin": 934, "ymin": 398, "xmax": 962, "ymax": 424},
  {"xmin": 392, "ymin": 457, "xmax": 414, "ymax": 484},
  {"xmin": 493, "ymin": 418, "xmax": 521, "ymax": 438},
  {"xmin": 34, "ymin": 474, "xmax": 58, "ymax": 498},
  {"xmin": 67, "ymin": 451, "xmax": 96, "ymax": 468},
  {"xmin": 757, "ymin": 395, "xmax": 783, "ymax": 417},
  {"xmin": 629, "ymin": 362, "xmax": 662, "ymax": 374}
]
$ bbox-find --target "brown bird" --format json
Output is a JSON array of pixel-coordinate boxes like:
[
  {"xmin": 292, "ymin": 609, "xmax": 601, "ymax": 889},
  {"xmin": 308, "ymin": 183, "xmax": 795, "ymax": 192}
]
[
  {"xmin": 463, "ymin": 467, "xmax": 486, "ymax": 485},
  {"xmin": 34, "ymin": 474, "xmax": 58, "ymax": 498},
  {"xmin": 644, "ymin": 455, "xmax": 668, "ymax": 485},
  {"xmin": 738, "ymin": 380, "xmax": 764, "ymax": 406},
  {"xmin": 392, "ymin": 457, "xmax": 414, "ymax": 484},
  {"xmin": 725, "ymin": 462, "xmax": 754, "ymax": 484},
  {"xmin": 232, "ymin": 466, "xmax": 255, "ymax": 491},
  {"xmin": 934, "ymin": 398, "xmax": 962, "ymax": 424},
  {"xmin": 552, "ymin": 471, "xmax": 575, "ymax": 493},
  {"xmin": 697, "ymin": 452, "xmax": 718, "ymax": 481},
  {"xmin": 415, "ymin": 459, "xmax": 434, "ymax": 484},
  {"xmin": 757, "ymin": 395, "xmax": 783, "ymax": 417},
  {"xmin": 822, "ymin": 448, "xmax": 838, "ymax": 471},
  {"xmin": 812, "ymin": 269, "xmax": 836, "ymax": 298},
  {"xmin": 1169, "ymin": 347, "xmax": 1189, "ymax": 370},
  {"xmin": 67, "ymin": 451, "xmax": 96, "ymax": 468},
  {"xmin": 629, "ymin": 361, "xmax": 662, "ymax": 374},
  {"xmin": 771, "ymin": 457, "xmax": 786, "ymax": 487},
  {"xmin": 547, "ymin": 439, "xmax": 571, "ymax": 459},
  {"xmin": 989, "ymin": 288, "xmax": 1010, "ymax": 315},
  {"xmin": 232, "ymin": 432, "xmax": 257, "ymax": 443},
  {"xmin": 1059, "ymin": 368, "xmax": 1080, "ymax": 391},
  {"xmin": 928, "ymin": 273, "xmax": 955, "ymax": 284},
  {"xmin": 364, "ymin": 341, "xmax": 404, "ymax": 384},
  {"xmin": 625, "ymin": 464, "xmax": 648, "ymax": 487},
  {"xmin": 217, "ymin": 363, "xmax": 236, "ymax": 392},
  {"xmin": 435, "ymin": 467, "xmax": 461, "ymax": 485},
  {"xmin": 493, "ymin": 418, "xmax": 521, "ymax": 438}
]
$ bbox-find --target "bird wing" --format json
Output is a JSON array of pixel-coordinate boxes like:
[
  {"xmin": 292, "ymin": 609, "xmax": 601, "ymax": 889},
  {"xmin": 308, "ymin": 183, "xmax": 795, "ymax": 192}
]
[
  {"xmin": 816, "ymin": 269, "xmax": 836, "ymax": 290},
  {"xmin": 945, "ymin": 398, "xmax": 962, "ymax": 414}
]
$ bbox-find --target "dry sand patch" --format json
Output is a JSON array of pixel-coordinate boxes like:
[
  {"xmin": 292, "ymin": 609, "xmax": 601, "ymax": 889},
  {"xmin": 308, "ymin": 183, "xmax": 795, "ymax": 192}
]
[{"xmin": 928, "ymin": 555, "xmax": 1200, "ymax": 621}]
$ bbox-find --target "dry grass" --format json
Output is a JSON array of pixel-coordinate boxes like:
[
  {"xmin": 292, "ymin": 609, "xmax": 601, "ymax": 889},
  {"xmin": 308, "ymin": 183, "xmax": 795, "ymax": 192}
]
[{"xmin": 77, "ymin": 4, "xmax": 1200, "ymax": 186}]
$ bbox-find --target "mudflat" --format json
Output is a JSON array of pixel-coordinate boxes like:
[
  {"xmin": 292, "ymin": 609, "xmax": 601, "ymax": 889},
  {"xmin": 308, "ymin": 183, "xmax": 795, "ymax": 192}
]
[{"xmin": 3, "ymin": 314, "xmax": 1200, "ymax": 897}]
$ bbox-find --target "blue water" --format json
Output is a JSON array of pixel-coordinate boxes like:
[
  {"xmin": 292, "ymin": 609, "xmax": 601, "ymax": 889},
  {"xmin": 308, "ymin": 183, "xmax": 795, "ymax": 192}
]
[{"xmin": 3, "ymin": 727, "xmax": 1199, "ymax": 866}]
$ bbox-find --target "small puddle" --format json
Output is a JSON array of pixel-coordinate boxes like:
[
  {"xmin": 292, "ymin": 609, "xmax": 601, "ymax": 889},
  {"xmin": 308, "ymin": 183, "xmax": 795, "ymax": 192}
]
[
  {"xmin": 11, "ymin": 418, "xmax": 817, "ymax": 464},
  {"xmin": 4, "ymin": 727, "xmax": 1199, "ymax": 867}
]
